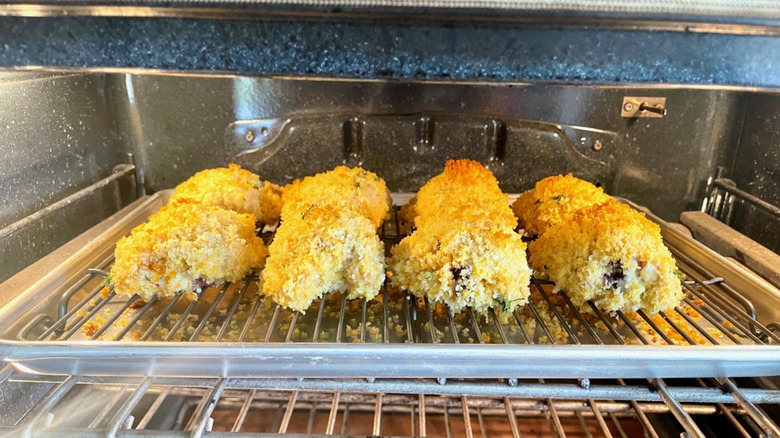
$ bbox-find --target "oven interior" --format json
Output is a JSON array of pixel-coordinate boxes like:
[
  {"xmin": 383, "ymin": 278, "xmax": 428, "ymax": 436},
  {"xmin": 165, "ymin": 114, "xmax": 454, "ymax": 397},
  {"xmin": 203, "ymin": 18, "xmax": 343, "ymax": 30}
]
[{"xmin": 1, "ymin": 71, "xmax": 779, "ymax": 437}]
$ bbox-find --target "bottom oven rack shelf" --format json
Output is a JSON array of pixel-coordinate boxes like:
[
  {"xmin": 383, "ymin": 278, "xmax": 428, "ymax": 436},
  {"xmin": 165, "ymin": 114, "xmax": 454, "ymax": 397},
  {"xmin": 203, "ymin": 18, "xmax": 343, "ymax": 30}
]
[{"xmin": 3, "ymin": 366, "xmax": 780, "ymax": 438}]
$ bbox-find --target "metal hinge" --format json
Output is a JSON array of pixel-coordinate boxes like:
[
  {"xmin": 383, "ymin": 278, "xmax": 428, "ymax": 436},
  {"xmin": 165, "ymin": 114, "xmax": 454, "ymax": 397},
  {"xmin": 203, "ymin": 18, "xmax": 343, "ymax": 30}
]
[{"xmin": 621, "ymin": 96, "xmax": 667, "ymax": 118}]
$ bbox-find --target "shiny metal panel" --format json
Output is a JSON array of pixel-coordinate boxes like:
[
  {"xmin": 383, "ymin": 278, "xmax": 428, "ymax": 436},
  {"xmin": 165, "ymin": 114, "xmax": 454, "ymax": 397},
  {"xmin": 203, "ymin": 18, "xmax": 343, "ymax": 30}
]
[
  {"xmin": 119, "ymin": 74, "xmax": 750, "ymax": 221},
  {"xmin": 0, "ymin": 72, "xmax": 132, "ymax": 283}
]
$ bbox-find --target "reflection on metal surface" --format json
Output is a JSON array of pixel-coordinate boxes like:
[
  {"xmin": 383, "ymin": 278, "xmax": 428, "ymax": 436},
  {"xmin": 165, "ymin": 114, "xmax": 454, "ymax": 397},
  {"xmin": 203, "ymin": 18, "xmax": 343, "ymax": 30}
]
[{"xmin": 227, "ymin": 113, "xmax": 620, "ymax": 190}]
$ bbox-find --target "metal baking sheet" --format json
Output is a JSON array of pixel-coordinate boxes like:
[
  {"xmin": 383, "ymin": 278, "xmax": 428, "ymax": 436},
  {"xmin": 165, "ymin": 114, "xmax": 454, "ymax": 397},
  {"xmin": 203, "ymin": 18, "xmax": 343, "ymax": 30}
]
[{"xmin": 1, "ymin": 191, "xmax": 779, "ymax": 378}]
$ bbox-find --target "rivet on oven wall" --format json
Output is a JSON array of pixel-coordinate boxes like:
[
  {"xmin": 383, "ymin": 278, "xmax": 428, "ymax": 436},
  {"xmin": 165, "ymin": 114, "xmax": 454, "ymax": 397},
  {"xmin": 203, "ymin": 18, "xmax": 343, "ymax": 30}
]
[
  {"xmin": 593, "ymin": 140, "xmax": 603, "ymax": 151},
  {"xmin": 244, "ymin": 130, "xmax": 255, "ymax": 142},
  {"xmin": 621, "ymin": 96, "xmax": 667, "ymax": 118}
]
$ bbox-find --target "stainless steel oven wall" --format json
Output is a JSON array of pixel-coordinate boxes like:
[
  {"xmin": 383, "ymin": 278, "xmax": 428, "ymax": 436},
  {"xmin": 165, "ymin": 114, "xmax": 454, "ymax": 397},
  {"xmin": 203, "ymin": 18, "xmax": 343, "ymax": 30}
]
[
  {"xmin": 118, "ymin": 74, "xmax": 747, "ymax": 221},
  {"xmin": 0, "ymin": 72, "xmax": 133, "ymax": 283},
  {"xmin": 4, "ymin": 71, "xmax": 780, "ymax": 283},
  {"xmin": 729, "ymin": 94, "xmax": 780, "ymax": 252}
]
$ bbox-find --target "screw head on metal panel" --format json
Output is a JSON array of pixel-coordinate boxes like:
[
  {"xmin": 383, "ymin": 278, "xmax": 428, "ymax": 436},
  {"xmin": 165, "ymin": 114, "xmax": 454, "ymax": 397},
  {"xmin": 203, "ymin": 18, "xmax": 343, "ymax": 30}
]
[
  {"xmin": 593, "ymin": 140, "xmax": 603, "ymax": 151},
  {"xmin": 623, "ymin": 102, "xmax": 635, "ymax": 112},
  {"xmin": 244, "ymin": 130, "xmax": 255, "ymax": 142}
]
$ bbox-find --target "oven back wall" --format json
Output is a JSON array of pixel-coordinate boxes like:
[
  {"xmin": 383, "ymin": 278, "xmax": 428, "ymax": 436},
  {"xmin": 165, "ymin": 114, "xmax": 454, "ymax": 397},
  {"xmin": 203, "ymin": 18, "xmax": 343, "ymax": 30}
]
[
  {"xmin": 4, "ymin": 71, "xmax": 778, "ymax": 283},
  {"xmin": 117, "ymin": 74, "xmax": 747, "ymax": 221}
]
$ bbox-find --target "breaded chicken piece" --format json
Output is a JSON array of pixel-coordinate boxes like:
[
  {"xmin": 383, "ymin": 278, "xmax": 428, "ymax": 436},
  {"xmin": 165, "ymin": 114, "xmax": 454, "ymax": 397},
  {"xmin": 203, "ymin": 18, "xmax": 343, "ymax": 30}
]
[
  {"xmin": 389, "ymin": 216, "xmax": 530, "ymax": 315},
  {"xmin": 529, "ymin": 199, "xmax": 683, "ymax": 314},
  {"xmin": 390, "ymin": 160, "xmax": 531, "ymax": 314},
  {"xmin": 400, "ymin": 159, "xmax": 516, "ymax": 230},
  {"xmin": 169, "ymin": 163, "xmax": 283, "ymax": 226},
  {"xmin": 512, "ymin": 173, "xmax": 610, "ymax": 237},
  {"xmin": 110, "ymin": 202, "xmax": 268, "ymax": 300},
  {"xmin": 282, "ymin": 166, "xmax": 392, "ymax": 228},
  {"xmin": 261, "ymin": 205, "xmax": 385, "ymax": 312}
]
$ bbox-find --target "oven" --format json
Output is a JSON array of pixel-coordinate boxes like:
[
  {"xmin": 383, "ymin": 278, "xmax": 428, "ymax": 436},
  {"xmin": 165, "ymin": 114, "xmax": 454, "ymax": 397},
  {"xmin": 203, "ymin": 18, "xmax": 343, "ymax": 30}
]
[{"xmin": 1, "ymin": 3, "xmax": 780, "ymax": 437}]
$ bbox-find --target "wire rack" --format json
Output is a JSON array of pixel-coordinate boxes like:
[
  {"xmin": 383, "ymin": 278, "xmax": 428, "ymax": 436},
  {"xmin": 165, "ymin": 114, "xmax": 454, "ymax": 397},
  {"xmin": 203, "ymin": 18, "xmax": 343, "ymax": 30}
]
[
  {"xmin": 2, "ymin": 195, "xmax": 780, "ymax": 437},
  {"xmin": 3, "ymin": 201, "xmax": 780, "ymax": 379},
  {"xmin": 2, "ymin": 364, "xmax": 780, "ymax": 438}
]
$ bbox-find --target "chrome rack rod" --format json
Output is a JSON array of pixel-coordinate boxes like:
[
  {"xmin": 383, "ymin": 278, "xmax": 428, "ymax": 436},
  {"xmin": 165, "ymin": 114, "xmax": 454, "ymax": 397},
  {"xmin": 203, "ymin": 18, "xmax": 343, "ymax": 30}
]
[
  {"xmin": 135, "ymin": 386, "xmax": 171, "ymax": 429},
  {"xmin": 373, "ymin": 393, "xmax": 384, "ymax": 436},
  {"xmin": 533, "ymin": 278, "xmax": 580, "ymax": 344},
  {"xmin": 60, "ymin": 290, "xmax": 116, "ymax": 340},
  {"xmin": 190, "ymin": 378, "xmax": 228, "ymax": 438},
  {"xmin": 39, "ymin": 279, "xmax": 105, "ymax": 339},
  {"xmin": 717, "ymin": 377, "xmax": 780, "ymax": 438},
  {"xmin": 215, "ymin": 281, "xmax": 252, "ymax": 341},
  {"xmin": 696, "ymin": 378, "xmax": 752, "ymax": 438},
  {"xmin": 92, "ymin": 294, "xmax": 141, "ymax": 340},
  {"xmin": 325, "ymin": 392, "xmax": 340, "ymax": 435},
  {"xmin": 461, "ymin": 395, "xmax": 474, "ymax": 438},
  {"xmin": 189, "ymin": 283, "xmax": 231, "ymax": 341},
  {"xmin": 19, "ymin": 375, "xmax": 78, "ymax": 437},
  {"xmin": 163, "ymin": 297, "xmax": 198, "ymax": 342},
  {"xmin": 230, "ymin": 389, "xmax": 255, "ymax": 432},
  {"xmin": 139, "ymin": 294, "xmax": 181, "ymax": 341},
  {"xmin": 104, "ymin": 377, "xmax": 153, "ymax": 437},
  {"xmin": 653, "ymin": 378, "xmax": 706, "ymax": 438},
  {"xmin": 504, "ymin": 396, "xmax": 521, "ymax": 438},
  {"xmin": 311, "ymin": 295, "xmax": 327, "ymax": 342},
  {"xmin": 277, "ymin": 390, "xmax": 298, "ymax": 434},
  {"xmin": 419, "ymin": 394, "xmax": 428, "ymax": 437}
]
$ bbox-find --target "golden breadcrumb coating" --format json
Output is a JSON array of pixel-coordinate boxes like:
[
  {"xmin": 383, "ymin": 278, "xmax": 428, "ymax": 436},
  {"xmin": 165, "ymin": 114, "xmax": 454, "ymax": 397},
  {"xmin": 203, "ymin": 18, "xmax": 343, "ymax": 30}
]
[
  {"xmin": 401, "ymin": 159, "xmax": 516, "ymax": 230},
  {"xmin": 110, "ymin": 202, "xmax": 268, "ymax": 300},
  {"xmin": 390, "ymin": 160, "xmax": 531, "ymax": 314},
  {"xmin": 529, "ymin": 199, "xmax": 683, "ymax": 314},
  {"xmin": 389, "ymin": 217, "xmax": 530, "ymax": 315},
  {"xmin": 169, "ymin": 163, "xmax": 283, "ymax": 226},
  {"xmin": 512, "ymin": 173, "xmax": 610, "ymax": 236},
  {"xmin": 261, "ymin": 205, "xmax": 385, "ymax": 312},
  {"xmin": 282, "ymin": 166, "xmax": 392, "ymax": 228}
]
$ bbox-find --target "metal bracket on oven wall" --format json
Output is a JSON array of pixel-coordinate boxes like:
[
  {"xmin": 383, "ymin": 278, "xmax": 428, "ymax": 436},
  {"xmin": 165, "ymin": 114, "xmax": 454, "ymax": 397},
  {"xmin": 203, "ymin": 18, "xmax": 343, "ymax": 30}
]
[{"xmin": 621, "ymin": 97, "xmax": 667, "ymax": 118}]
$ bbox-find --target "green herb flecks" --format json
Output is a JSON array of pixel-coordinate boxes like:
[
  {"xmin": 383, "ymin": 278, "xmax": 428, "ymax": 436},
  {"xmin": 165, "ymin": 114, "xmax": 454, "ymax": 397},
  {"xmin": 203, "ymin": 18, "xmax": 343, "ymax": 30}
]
[
  {"xmin": 102, "ymin": 274, "xmax": 113, "ymax": 287},
  {"xmin": 551, "ymin": 194, "xmax": 566, "ymax": 202},
  {"xmin": 533, "ymin": 199, "xmax": 541, "ymax": 204},
  {"xmin": 495, "ymin": 297, "xmax": 525, "ymax": 314},
  {"xmin": 673, "ymin": 268, "xmax": 685, "ymax": 282}
]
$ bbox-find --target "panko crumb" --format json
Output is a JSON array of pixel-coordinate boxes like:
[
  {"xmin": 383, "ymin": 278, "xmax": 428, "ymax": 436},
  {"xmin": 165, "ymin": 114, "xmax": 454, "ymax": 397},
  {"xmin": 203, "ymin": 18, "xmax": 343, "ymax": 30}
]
[
  {"xmin": 261, "ymin": 205, "xmax": 385, "ymax": 313},
  {"xmin": 389, "ymin": 160, "xmax": 531, "ymax": 315},
  {"xmin": 110, "ymin": 202, "xmax": 267, "ymax": 300},
  {"xmin": 82, "ymin": 315, "xmax": 105, "ymax": 337},
  {"xmin": 169, "ymin": 163, "xmax": 283, "ymax": 226},
  {"xmin": 281, "ymin": 166, "xmax": 392, "ymax": 229},
  {"xmin": 530, "ymin": 199, "xmax": 683, "ymax": 314},
  {"xmin": 512, "ymin": 173, "xmax": 610, "ymax": 237}
]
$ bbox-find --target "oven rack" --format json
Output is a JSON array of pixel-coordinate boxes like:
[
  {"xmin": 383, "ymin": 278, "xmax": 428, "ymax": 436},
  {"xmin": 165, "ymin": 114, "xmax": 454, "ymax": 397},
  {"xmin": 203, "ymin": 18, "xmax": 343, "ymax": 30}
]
[
  {"xmin": 1, "ymin": 192, "xmax": 780, "ymax": 379},
  {"xmin": 2, "ymin": 365, "xmax": 780, "ymax": 438}
]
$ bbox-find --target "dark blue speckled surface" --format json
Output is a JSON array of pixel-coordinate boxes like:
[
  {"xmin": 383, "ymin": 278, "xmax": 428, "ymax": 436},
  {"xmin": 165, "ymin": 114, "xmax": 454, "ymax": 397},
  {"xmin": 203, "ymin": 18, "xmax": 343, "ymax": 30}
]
[{"xmin": 1, "ymin": 17, "xmax": 780, "ymax": 86}]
